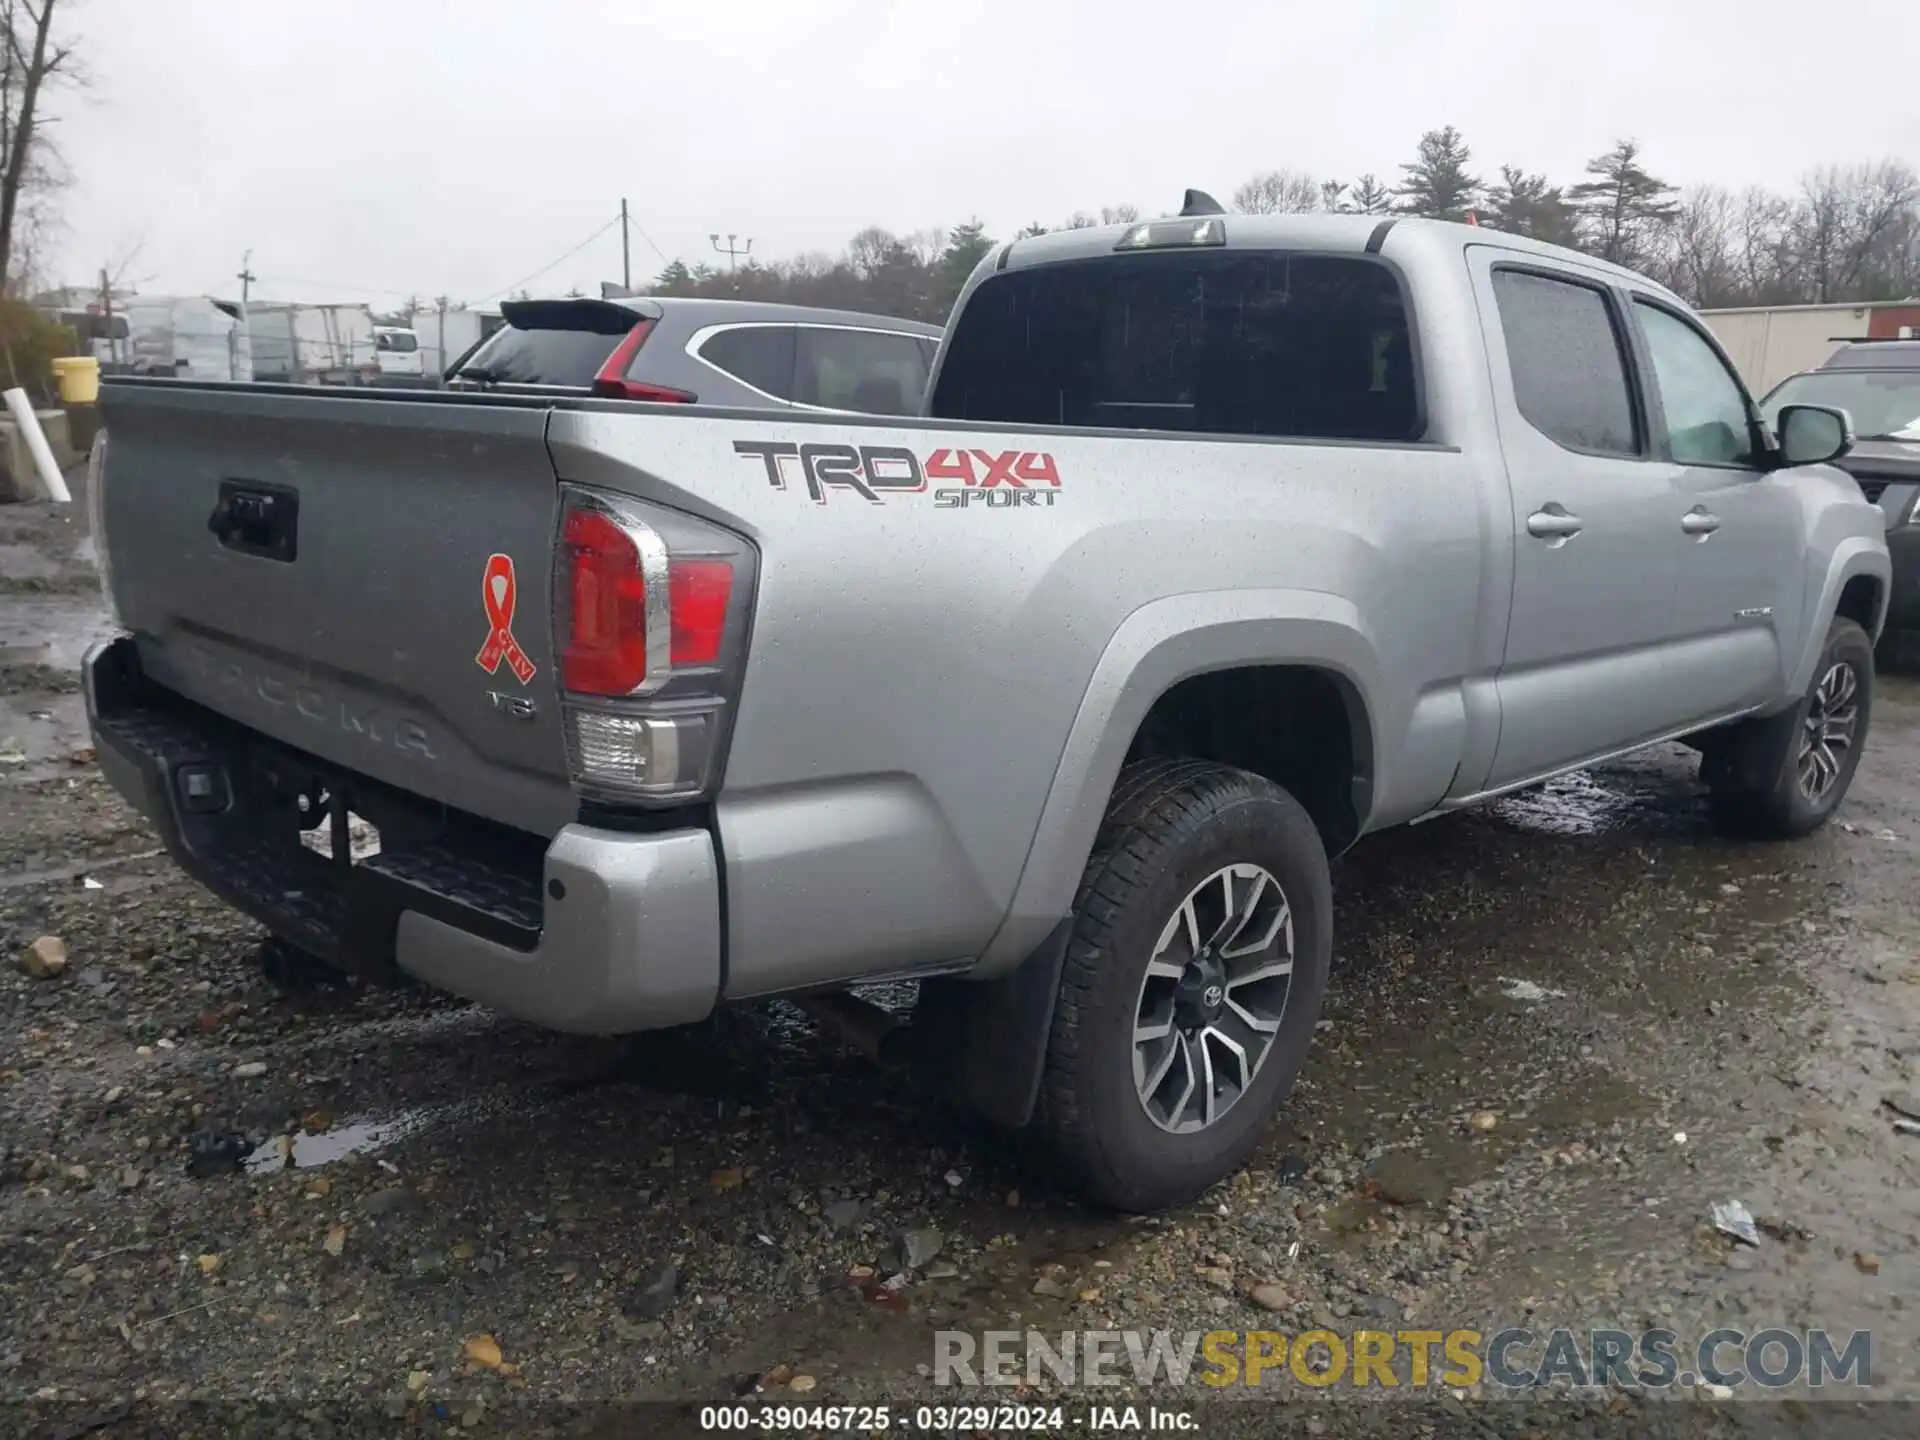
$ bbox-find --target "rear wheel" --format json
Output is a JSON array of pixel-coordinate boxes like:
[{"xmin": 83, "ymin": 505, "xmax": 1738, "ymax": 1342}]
[
  {"xmin": 1705, "ymin": 618, "xmax": 1874, "ymax": 838},
  {"xmin": 1036, "ymin": 759, "xmax": 1332, "ymax": 1213}
]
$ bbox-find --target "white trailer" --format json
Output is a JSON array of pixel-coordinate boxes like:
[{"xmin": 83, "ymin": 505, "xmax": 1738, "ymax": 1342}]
[
  {"xmin": 409, "ymin": 306, "xmax": 504, "ymax": 381},
  {"xmin": 246, "ymin": 302, "xmax": 379, "ymax": 385},
  {"xmin": 118, "ymin": 297, "xmax": 254, "ymax": 382}
]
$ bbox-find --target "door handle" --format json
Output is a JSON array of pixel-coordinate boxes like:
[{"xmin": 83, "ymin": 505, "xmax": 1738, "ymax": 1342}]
[
  {"xmin": 1681, "ymin": 507, "xmax": 1721, "ymax": 537},
  {"xmin": 1526, "ymin": 505, "xmax": 1583, "ymax": 542}
]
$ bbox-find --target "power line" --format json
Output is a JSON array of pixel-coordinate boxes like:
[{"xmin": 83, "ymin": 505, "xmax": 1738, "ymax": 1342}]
[
  {"xmin": 253, "ymin": 273, "xmax": 423, "ymax": 300},
  {"xmin": 473, "ymin": 216, "xmax": 623, "ymax": 303},
  {"xmin": 628, "ymin": 217, "xmax": 669, "ymax": 267}
]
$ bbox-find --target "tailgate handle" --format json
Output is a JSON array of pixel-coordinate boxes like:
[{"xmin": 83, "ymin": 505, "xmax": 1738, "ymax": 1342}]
[{"xmin": 210, "ymin": 481, "xmax": 299, "ymax": 562}]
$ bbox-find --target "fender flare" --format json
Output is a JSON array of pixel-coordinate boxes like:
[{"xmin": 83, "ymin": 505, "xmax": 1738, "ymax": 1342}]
[
  {"xmin": 1789, "ymin": 540, "xmax": 1892, "ymax": 699},
  {"xmin": 974, "ymin": 588, "xmax": 1386, "ymax": 974}
]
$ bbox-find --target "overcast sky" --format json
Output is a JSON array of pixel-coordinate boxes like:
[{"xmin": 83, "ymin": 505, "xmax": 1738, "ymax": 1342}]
[{"xmin": 47, "ymin": 0, "xmax": 1920, "ymax": 309}]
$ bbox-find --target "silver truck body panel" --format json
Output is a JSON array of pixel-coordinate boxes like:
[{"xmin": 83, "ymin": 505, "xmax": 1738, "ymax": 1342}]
[{"xmin": 90, "ymin": 214, "xmax": 1892, "ymax": 1028}]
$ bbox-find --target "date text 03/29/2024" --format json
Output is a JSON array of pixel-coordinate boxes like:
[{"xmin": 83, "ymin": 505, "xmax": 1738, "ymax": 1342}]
[{"xmin": 696, "ymin": 1404, "xmax": 1192, "ymax": 1432}]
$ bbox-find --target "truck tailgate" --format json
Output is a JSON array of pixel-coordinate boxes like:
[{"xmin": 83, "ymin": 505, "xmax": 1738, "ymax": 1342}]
[{"xmin": 98, "ymin": 382, "xmax": 577, "ymax": 835}]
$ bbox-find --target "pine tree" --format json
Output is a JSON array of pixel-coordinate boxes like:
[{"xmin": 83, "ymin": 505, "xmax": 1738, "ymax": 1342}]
[
  {"xmin": 933, "ymin": 220, "xmax": 995, "ymax": 310},
  {"xmin": 1485, "ymin": 166, "xmax": 1579, "ymax": 247},
  {"xmin": 1571, "ymin": 140, "xmax": 1678, "ymax": 266},
  {"xmin": 1396, "ymin": 127, "xmax": 1480, "ymax": 221},
  {"xmin": 1350, "ymin": 175, "xmax": 1394, "ymax": 215},
  {"xmin": 653, "ymin": 259, "xmax": 693, "ymax": 291}
]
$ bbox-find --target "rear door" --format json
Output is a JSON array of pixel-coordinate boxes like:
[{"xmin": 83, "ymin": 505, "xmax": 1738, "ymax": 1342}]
[
  {"xmin": 1628, "ymin": 296, "xmax": 1803, "ymax": 717},
  {"xmin": 1471, "ymin": 254, "xmax": 1684, "ymax": 788},
  {"xmin": 98, "ymin": 383, "xmax": 578, "ymax": 834},
  {"xmin": 682, "ymin": 322, "xmax": 799, "ymax": 407}
]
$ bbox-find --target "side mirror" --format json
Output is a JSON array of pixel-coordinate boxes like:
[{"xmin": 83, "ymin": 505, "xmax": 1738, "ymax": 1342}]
[{"xmin": 1775, "ymin": 404, "xmax": 1853, "ymax": 467}]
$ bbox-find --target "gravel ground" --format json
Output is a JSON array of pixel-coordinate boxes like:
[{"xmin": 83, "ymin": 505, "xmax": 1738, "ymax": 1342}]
[{"xmin": 2, "ymin": 476, "xmax": 1917, "ymax": 1438}]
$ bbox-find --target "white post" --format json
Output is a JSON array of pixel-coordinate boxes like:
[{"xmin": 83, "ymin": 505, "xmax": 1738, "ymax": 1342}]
[{"xmin": 5, "ymin": 387, "xmax": 72, "ymax": 503}]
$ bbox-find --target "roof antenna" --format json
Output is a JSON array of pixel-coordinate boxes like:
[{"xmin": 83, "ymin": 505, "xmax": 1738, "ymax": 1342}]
[{"xmin": 1180, "ymin": 189, "xmax": 1227, "ymax": 217}]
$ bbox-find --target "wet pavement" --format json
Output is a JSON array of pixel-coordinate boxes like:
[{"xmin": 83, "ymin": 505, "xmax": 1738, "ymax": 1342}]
[{"xmin": 3, "ymin": 474, "xmax": 1918, "ymax": 1434}]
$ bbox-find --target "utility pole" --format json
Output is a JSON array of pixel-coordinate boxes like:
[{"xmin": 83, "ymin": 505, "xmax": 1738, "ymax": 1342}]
[
  {"xmin": 620, "ymin": 199, "xmax": 631, "ymax": 290},
  {"xmin": 237, "ymin": 249, "xmax": 256, "ymax": 306},
  {"xmin": 98, "ymin": 266, "xmax": 120, "ymax": 366},
  {"xmin": 709, "ymin": 233, "xmax": 752, "ymax": 272}
]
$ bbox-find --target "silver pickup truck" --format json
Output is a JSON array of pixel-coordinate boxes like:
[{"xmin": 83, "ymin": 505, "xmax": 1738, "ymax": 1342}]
[{"xmin": 86, "ymin": 208, "xmax": 1890, "ymax": 1213}]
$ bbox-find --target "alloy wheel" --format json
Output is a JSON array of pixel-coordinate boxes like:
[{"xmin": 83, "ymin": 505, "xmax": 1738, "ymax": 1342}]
[
  {"xmin": 1797, "ymin": 660, "xmax": 1860, "ymax": 804},
  {"xmin": 1131, "ymin": 863, "xmax": 1295, "ymax": 1135}
]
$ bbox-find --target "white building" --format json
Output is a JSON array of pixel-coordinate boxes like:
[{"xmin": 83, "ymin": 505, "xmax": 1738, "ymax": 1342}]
[{"xmin": 1700, "ymin": 300, "xmax": 1920, "ymax": 395}]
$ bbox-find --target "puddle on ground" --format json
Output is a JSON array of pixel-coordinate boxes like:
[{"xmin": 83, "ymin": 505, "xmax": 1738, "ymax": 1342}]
[
  {"xmin": 0, "ymin": 594, "xmax": 118, "ymax": 670},
  {"xmin": 241, "ymin": 1097, "xmax": 522, "ymax": 1175},
  {"xmin": 0, "ymin": 543, "xmax": 60, "ymax": 582},
  {"xmin": 1488, "ymin": 760, "xmax": 1703, "ymax": 837},
  {"xmin": 245, "ymin": 1117, "xmax": 420, "ymax": 1174}
]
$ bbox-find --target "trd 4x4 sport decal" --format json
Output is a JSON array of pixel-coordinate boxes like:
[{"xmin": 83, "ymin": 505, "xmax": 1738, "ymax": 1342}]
[{"xmin": 732, "ymin": 440, "xmax": 1061, "ymax": 508}]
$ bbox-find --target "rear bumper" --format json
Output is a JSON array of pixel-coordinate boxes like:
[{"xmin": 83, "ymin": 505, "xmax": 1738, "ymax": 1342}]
[{"xmin": 83, "ymin": 637, "xmax": 721, "ymax": 1034}]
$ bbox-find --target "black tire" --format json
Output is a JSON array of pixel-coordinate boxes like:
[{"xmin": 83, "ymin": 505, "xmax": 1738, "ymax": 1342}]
[
  {"xmin": 1705, "ymin": 618, "xmax": 1874, "ymax": 839},
  {"xmin": 1036, "ymin": 758, "xmax": 1332, "ymax": 1213}
]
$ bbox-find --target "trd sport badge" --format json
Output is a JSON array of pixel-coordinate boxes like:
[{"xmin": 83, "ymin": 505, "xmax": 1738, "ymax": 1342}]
[{"xmin": 474, "ymin": 553, "xmax": 537, "ymax": 685}]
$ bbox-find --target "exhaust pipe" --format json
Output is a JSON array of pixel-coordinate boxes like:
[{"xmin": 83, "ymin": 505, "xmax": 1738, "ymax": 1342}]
[{"xmin": 791, "ymin": 991, "xmax": 911, "ymax": 1068}]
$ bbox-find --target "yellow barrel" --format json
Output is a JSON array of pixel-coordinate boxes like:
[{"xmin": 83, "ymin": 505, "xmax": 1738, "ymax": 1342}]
[{"xmin": 52, "ymin": 356, "xmax": 101, "ymax": 405}]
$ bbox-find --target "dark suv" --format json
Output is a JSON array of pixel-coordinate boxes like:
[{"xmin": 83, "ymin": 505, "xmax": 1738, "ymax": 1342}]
[
  {"xmin": 1762, "ymin": 340, "xmax": 1920, "ymax": 666},
  {"xmin": 444, "ymin": 295, "xmax": 941, "ymax": 416}
]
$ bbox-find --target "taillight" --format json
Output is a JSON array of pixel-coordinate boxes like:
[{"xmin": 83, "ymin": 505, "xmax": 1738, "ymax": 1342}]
[
  {"xmin": 553, "ymin": 488, "xmax": 752, "ymax": 805},
  {"xmin": 667, "ymin": 561, "xmax": 732, "ymax": 665},
  {"xmin": 560, "ymin": 506, "xmax": 664, "ymax": 697},
  {"xmin": 589, "ymin": 319, "xmax": 697, "ymax": 404}
]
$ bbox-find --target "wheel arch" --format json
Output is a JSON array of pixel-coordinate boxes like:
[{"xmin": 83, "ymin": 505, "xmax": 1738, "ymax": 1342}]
[
  {"xmin": 1792, "ymin": 542, "xmax": 1891, "ymax": 698},
  {"xmin": 972, "ymin": 589, "xmax": 1384, "ymax": 977}
]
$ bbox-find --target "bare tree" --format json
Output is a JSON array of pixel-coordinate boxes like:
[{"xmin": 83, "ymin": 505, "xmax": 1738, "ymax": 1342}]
[
  {"xmin": 845, "ymin": 226, "xmax": 899, "ymax": 280},
  {"xmin": 1728, "ymin": 186, "xmax": 1795, "ymax": 305},
  {"xmin": 1648, "ymin": 186, "xmax": 1740, "ymax": 306},
  {"xmin": 1232, "ymin": 169, "xmax": 1320, "ymax": 215},
  {"xmin": 1099, "ymin": 204, "xmax": 1139, "ymax": 225},
  {"xmin": 900, "ymin": 228, "xmax": 944, "ymax": 269},
  {"xmin": 0, "ymin": 0, "xmax": 77, "ymax": 294},
  {"xmin": 1789, "ymin": 161, "xmax": 1920, "ymax": 303}
]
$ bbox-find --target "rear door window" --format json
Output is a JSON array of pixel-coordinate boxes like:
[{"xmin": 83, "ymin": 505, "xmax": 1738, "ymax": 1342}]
[
  {"xmin": 930, "ymin": 252, "xmax": 1421, "ymax": 441},
  {"xmin": 793, "ymin": 327, "xmax": 930, "ymax": 415},
  {"xmin": 1490, "ymin": 269, "xmax": 1640, "ymax": 457},
  {"xmin": 455, "ymin": 328, "xmax": 622, "ymax": 386},
  {"xmin": 455, "ymin": 312, "xmax": 631, "ymax": 386},
  {"xmin": 693, "ymin": 325, "xmax": 797, "ymax": 400}
]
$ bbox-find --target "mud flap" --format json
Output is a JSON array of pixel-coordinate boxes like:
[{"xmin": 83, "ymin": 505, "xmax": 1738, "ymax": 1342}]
[{"xmin": 910, "ymin": 918, "xmax": 1071, "ymax": 1130}]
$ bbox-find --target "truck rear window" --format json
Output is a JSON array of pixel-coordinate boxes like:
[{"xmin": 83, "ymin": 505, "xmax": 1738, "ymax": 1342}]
[{"xmin": 930, "ymin": 252, "xmax": 1421, "ymax": 443}]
